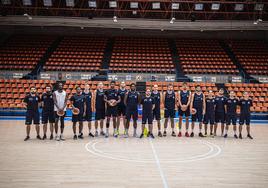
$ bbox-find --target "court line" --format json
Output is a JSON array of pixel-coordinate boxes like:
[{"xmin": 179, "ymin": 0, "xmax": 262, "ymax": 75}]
[{"xmin": 149, "ymin": 138, "xmax": 169, "ymax": 188}]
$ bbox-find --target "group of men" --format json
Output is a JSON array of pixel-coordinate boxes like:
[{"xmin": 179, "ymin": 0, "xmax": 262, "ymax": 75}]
[{"xmin": 23, "ymin": 81, "xmax": 253, "ymax": 141}]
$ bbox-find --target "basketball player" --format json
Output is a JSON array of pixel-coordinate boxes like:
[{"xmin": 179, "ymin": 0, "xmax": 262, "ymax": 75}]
[
  {"xmin": 178, "ymin": 82, "xmax": 191, "ymax": 137},
  {"xmin": 53, "ymin": 82, "xmax": 68, "ymax": 141},
  {"xmin": 104, "ymin": 81, "xmax": 120, "ymax": 138},
  {"xmin": 163, "ymin": 84, "xmax": 177, "ymax": 137},
  {"xmin": 23, "ymin": 86, "xmax": 41, "ymax": 141},
  {"xmin": 117, "ymin": 81, "xmax": 127, "ymax": 136},
  {"xmin": 140, "ymin": 89, "xmax": 155, "ymax": 139},
  {"xmin": 224, "ymin": 91, "xmax": 239, "ymax": 138},
  {"xmin": 124, "ymin": 83, "xmax": 141, "ymax": 138},
  {"xmin": 70, "ymin": 86, "xmax": 86, "ymax": 140},
  {"xmin": 93, "ymin": 82, "xmax": 106, "ymax": 137},
  {"xmin": 151, "ymin": 84, "xmax": 162, "ymax": 137},
  {"xmin": 203, "ymin": 91, "xmax": 215, "ymax": 137},
  {"xmin": 190, "ymin": 85, "xmax": 205, "ymax": 137},
  {"xmin": 41, "ymin": 85, "xmax": 55, "ymax": 140},
  {"xmin": 214, "ymin": 88, "xmax": 227, "ymax": 136},
  {"xmin": 238, "ymin": 91, "xmax": 253, "ymax": 139},
  {"xmin": 83, "ymin": 84, "xmax": 94, "ymax": 137}
]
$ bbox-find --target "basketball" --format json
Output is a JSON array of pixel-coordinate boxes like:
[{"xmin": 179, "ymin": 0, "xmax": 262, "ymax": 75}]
[
  {"xmin": 191, "ymin": 108, "xmax": 197, "ymax": 115},
  {"xmin": 57, "ymin": 109, "xmax": 65, "ymax": 117},
  {"xmin": 72, "ymin": 107, "xmax": 80, "ymax": 115},
  {"xmin": 109, "ymin": 99, "xmax": 117, "ymax": 106}
]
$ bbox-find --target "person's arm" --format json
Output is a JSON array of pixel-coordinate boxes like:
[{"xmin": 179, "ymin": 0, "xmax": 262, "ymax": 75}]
[
  {"xmin": 53, "ymin": 92, "xmax": 60, "ymax": 110},
  {"xmin": 40, "ymin": 94, "xmax": 44, "ymax": 109},
  {"xmin": 23, "ymin": 95, "xmax": 28, "ymax": 109},
  {"xmin": 83, "ymin": 96, "xmax": 86, "ymax": 116},
  {"xmin": 190, "ymin": 93, "xmax": 194, "ymax": 110},
  {"xmin": 224, "ymin": 97, "xmax": 227, "ymax": 113},
  {"xmin": 187, "ymin": 91, "xmax": 191, "ymax": 107},
  {"xmin": 91, "ymin": 92, "xmax": 94, "ymax": 112},
  {"xmin": 160, "ymin": 92, "xmax": 163, "ymax": 108},
  {"xmin": 37, "ymin": 95, "xmax": 41, "ymax": 108},
  {"xmin": 162, "ymin": 92, "xmax": 166, "ymax": 109},
  {"xmin": 92, "ymin": 90, "xmax": 96, "ymax": 112},
  {"xmin": 104, "ymin": 90, "xmax": 109, "ymax": 103},
  {"xmin": 202, "ymin": 94, "xmax": 206, "ymax": 115},
  {"xmin": 70, "ymin": 96, "xmax": 75, "ymax": 109},
  {"xmin": 116, "ymin": 91, "xmax": 121, "ymax": 104},
  {"xmin": 124, "ymin": 92, "xmax": 128, "ymax": 106},
  {"xmin": 63, "ymin": 93, "xmax": 68, "ymax": 110},
  {"xmin": 137, "ymin": 92, "xmax": 142, "ymax": 104},
  {"xmin": 178, "ymin": 91, "xmax": 182, "ymax": 107}
]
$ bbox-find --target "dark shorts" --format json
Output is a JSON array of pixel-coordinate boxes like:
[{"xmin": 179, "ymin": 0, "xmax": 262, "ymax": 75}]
[
  {"xmin": 215, "ymin": 112, "xmax": 225, "ymax": 123},
  {"xmin": 106, "ymin": 106, "xmax": 118, "ymax": 117},
  {"xmin": 25, "ymin": 110, "xmax": 40, "ymax": 125},
  {"xmin": 164, "ymin": 108, "xmax": 175, "ymax": 118},
  {"xmin": 95, "ymin": 108, "xmax": 105, "ymax": 120},
  {"xmin": 192, "ymin": 109, "xmax": 203, "ymax": 122},
  {"xmin": 84, "ymin": 109, "xmax": 92, "ymax": 121},
  {"xmin": 117, "ymin": 105, "xmax": 126, "ymax": 116},
  {"xmin": 239, "ymin": 113, "xmax": 250, "ymax": 125},
  {"xmin": 126, "ymin": 107, "xmax": 138, "ymax": 121},
  {"xmin": 178, "ymin": 107, "xmax": 190, "ymax": 117},
  {"xmin": 153, "ymin": 107, "xmax": 161, "ymax": 120},
  {"xmin": 203, "ymin": 113, "xmax": 215, "ymax": 125},
  {"xmin": 72, "ymin": 110, "xmax": 84, "ymax": 123},
  {"xmin": 226, "ymin": 113, "xmax": 237, "ymax": 125},
  {"xmin": 42, "ymin": 110, "xmax": 55, "ymax": 124},
  {"xmin": 142, "ymin": 113, "xmax": 153, "ymax": 124}
]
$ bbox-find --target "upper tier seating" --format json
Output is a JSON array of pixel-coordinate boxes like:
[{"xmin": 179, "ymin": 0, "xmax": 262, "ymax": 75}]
[
  {"xmin": 227, "ymin": 40, "xmax": 268, "ymax": 75},
  {"xmin": 176, "ymin": 39, "xmax": 239, "ymax": 75},
  {"xmin": 0, "ymin": 35, "xmax": 55, "ymax": 71},
  {"xmin": 44, "ymin": 36, "xmax": 107, "ymax": 72},
  {"xmin": 110, "ymin": 37, "xmax": 175, "ymax": 74}
]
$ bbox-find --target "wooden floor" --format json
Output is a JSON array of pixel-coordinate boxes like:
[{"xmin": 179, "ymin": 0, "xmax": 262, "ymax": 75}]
[{"xmin": 0, "ymin": 120, "xmax": 268, "ymax": 188}]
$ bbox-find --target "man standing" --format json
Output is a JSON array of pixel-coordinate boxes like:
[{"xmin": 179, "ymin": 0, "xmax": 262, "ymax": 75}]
[
  {"xmin": 163, "ymin": 84, "xmax": 177, "ymax": 137},
  {"xmin": 83, "ymin": 84, "xmax": 94, "ymax": 137},
  {"xmin": 203, "ymin": 91, "xmax": 215, "ymax": 137},
  {"xmin": 177, "ymin": 82, "xmax": 191, "ymax": 137},
  {"xmin": 117, "ymin": 81, "xmax": 128, "ymax": 137},
  {"xmin": 41, "ymin": 85, "xmax": 55, "ymax": 140},
  {"xmin": 124, "ymin": 83, "xmax": 141, "ymax": 138},
  {"xmin": 23, "ymin": 86, "xmax": 41, "ymax": 141},
  {"xmin": 214, "ymin": 88, "xmax": 227, "ymax": 136},
  {"xmin": 93, "ymin": 82, "xmax": 106, "ymax": 137},
  {"xmin": 70, "ymin": 86, "xmax": 86, "ymax": 140},
  {"xmin": 151, "ymin": 84, "xmax": 162, "ymax": 137},
  {"xmin": 53, "ymin": 82, "xmax": 68, "ymax": 141},
  {"xmin": 104, "ymin": 81, "xmax": 120, "ymax": 138},
  {"xmin": 190, "ymin": 85, "xmax": 206, "ymax": 137}
]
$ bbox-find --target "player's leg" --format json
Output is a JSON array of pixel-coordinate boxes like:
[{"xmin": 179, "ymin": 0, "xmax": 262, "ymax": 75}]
[
  {"xmin": 224, "ymin": 115, "xmax": 230, "ymax": 138},
  {"xmin": 112, "ymin": 116, "xmax": 117, "ymax": 137},
  {"xmin": 185, "ymin": 116, "xmax": 190, "ymax": 137},
  {"xmin": 233, "ymin": 117, "xmax": 238, "ymax": 138},
  {"xmin": 191, "ymin": 114, "xmax": 196, "ymax": 137},
  {"xmin": 178, "ymin": 115, "xmax": 183, "ymax": 137},
  {"xmin": 171, "ymin": 117, "xmax": 176, "ymax": 137},
  {"xmin": 43, "ymin": 123, "xmax": 47, "ymax": 140},
  {"xmin": 24, "ymin": 111, "xmax": 31, "ymax": 141},
  {"xmin": 133, "ymin": 110, "xmax": 138, "ymax": 137},
  {"xmin": 246, "ymin": 115, "xmax": 253, "ymax": 139},
  {"xmin": 148, "ymin": 113, "xmax": 154, "ymax": 138},
  {"xmin": 78, "ymin": 120, "xmax": 84, "ymax": 139},
  {"xmin": 60, "ymin": 114, "xmax": 65, "ymax": 140},
  {"xmin": 73, "ymin": 121, "xmax": 77, "ymax": 140},
  {"xmin": 198, "ymin": 112, "xmax": 204, "ymax": 137},
  {"xmin": 34, "ymin": 111, "xmax": 41, "ymax": 139},
  {"xmin": 54, "ymin": 112, "xmax": 60, "ymax": 140},
  {"xmin": 95, "ymin": 119, "xmax": 99, "ymax": 136},
  {"xmin": 204, "ymin": 123, "xmax": 208, "ymax": 135},
  {"xmin": 163, "ymin": 109, "xmax": 169, "ymax": 136},
  {"xmin": 49, "ymin": 122, "xmax": 54, "ymax": 140},
  {"xmin": 105, "ymin": 116, "xmax": 111, "ymax": 138},
  {"xmin": 239, "ymin": 114, "xmax": 244, "ymax": 139},
  {"xmin": 140, "ymin": 114, "xmax": 146, "ymax": 138}
]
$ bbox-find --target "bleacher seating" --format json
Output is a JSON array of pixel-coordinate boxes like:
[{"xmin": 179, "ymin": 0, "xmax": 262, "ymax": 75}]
[
  {"xmin": 110, "ymin": 37, "xmax": 175, "ymax": 74},
  {"xmin": 44, "ymin": 36, "xmax": 107, "ymax": 72},
  {"xmin": 0, "ymin": 35, "xmax": 55, "ymax": 70},
  {"xmin": 227, "ymin": 40, "xmax": 268, "ymax": 75},
  {"xmin": 176, "ymin": 39, "xmax": 239, "ymax": 75}
]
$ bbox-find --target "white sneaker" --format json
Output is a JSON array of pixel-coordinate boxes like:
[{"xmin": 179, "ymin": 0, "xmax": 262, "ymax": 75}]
[
  {"xmin": 60, "ymin": 134, "xmax": 65, "ymax": 141},
  {"xmin": 105, "ymin": 132, "xmax": 109, "ymax": 138},
  {"xmin": 56, "ymin": 135, "xmax": 60, "ymax": 141},
  {"xmin": 133, "ymin": 132, "xmax": 138, "ymax": 138},
  {"xmin": 95, "ymin": 131, "xmax": 99, "ymax": 137}
]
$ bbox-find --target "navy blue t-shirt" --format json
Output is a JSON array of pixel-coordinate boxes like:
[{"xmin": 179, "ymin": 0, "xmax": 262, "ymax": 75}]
[
  {"xmin": 226, "ymin": 98, "xmax": 239, "ymax": 115},
  {"xmin": 180, "ymin": 90, "xmax": 190, "ymax": 105},
  {"xmin": 215, "ymin": 96, "xmax": 226, "ymax": 113},
  {"xmin": 164, "ymin": 91, "xmax": 175, "ymax": 109},
  {"xmin": 118, "ymin": 88, "xmax": 127, "ymax": 107},
  {"xmin": 193, "ymin": 93, "xmax": 204, "ymax": 110},
  {"xmin": 151, "ymin": 92, "xmax": 161, "ymax": 108},
  {"xmin": 141, "ymin": 96, "xmax": 154, "ymax": 113},
  {"xmin": 105, "ymin": 89, "xmax": 119, "ymax": 101},
  {"xmin": 126, "ymin": 91, "xmax": 139, "ymax": 109},
  {"xmin": 95, "ymin": 89, "xmax": 105, "ymax": 110},
  {"xmin": 205, "ymin": 98, "xmax": 215, "ymax": 114},
  {"xmin": 24, "ymin": 94, "xmax": 40, "ymax": 111},
  {"xmin": 83, "ymin": 91, "xmax": 92, "ymax": 112},
  {"xmin": 239, "ymin": 99, "xmax": 252, "ymax": 114},
  {"xmin": 70, "ymin": 93, "xmax": 85, "ymax": 112},
  {"xmin": 41, "ymin": 92, "xmax": 54, "ymax": 111}
]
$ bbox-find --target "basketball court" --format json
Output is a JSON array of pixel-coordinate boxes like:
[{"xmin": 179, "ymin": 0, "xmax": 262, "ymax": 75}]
[{"xmin": 1, "ymin": 119, "xmax": 267, "ymax": 188}]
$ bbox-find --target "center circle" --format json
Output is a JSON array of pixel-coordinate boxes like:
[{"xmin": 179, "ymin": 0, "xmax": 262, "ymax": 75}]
[{"xmin": 85, "ymin": 139, "xmax": 222, "ymax": 163}]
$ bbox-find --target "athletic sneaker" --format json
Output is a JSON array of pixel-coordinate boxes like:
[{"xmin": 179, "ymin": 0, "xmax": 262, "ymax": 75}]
[
  {"xmin": 204, "ymin": 133, "xmax": 208, "ymax": 137},
  {"xmin": 210, "ymin": 133, "xmax": 214, "ymax": 138},
  {"xmin": 114, "ymin": 131, "xmax": 119, "ymax": 138},
  {"xmin": 224, "ymin": 134, "xmax": 228, "ymax": 138},
  {"xmin": 234, "ymin": 134, "xmax": 238, "ymax": 139},
  {"xmin": 140, "ymin": 134, "xmax": 144, "ymax": 138},
  {"xmin": 88, "ymin": 132, "xmax": 94, "ymax": 137},
  {"xmin": 190, "ymin": 132, "xmax": 194, "ymax": 137},
  {"xmin": 56, "ymin": 135, "xmax": 60, "ymax": 141},
  {"xmin": 105, "ymin": 132, "xmax": 109, "ymax": 138},
  {"xmin": 133, "ymin": 132, "xmax": 138, "ymax": 138},
  {"xmin": 239, "ymin": 133, "xmax": 242, "ymax": 139},
  {"xmin": 42, "ymin": 134, "xmax": 47, "ymax": 140},
  {"xmin": 124, "ymin": 133, "xmax": 129, "ymax": 138},
  {"xmin": 149, "ymin": 133, "xmax": 155, "ymax": 139},
  {"xmin": 78, "ymin": 133, "xmax": 84, "ymax": 139},
  {"xmin": 171, "ymin": 131, "xmax": 176, "ymax": 137},
  {"xmin": 199, "ymin": 133, "xmax": 205, "ymax": 137},
  {"xmin": 95, "ymin": 131, "xmax": 99, "ymax": 137},
  {"xmin": 100, "ymin": 131, "xmax": 105, "ymax": 136},
  {"xmin": 163, "ymin": 131, "xmax": 167, "ymax": 137},
  {"xmin": 73, "ymin": 135, "xmax": 78, "ymax": 140},
  {"xmin": 158, "ymin": 131, "xmax": 162, "ymax": 137},
  {"xmin": 185, "ymin": 132, "xmax": 189, "ymax": 137},
  {"xmin": 24, "ymin": 136, "xmax": 30, "ymax": 141},
  {"xmin": 178, "ymin": 132, "xmax": 182, "ymax": 137},
  {"xmin": 247, "ymin": 134, "xmax": 253, "ymax": 139},
  {"xmin": 50, "ymin": 134, "xmax": 53, "ymax": 140},
  {"xmin": 36, "ymin": 135, "xmax": 42, "ymax": 140},
  {"xmin": 60, "ymin": 134, "xmax": 65, "ymax": 141}
]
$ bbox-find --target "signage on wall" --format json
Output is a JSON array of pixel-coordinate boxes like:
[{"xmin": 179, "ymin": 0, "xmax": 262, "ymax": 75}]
[
  {"xmin": 232, "ymin": 76, "xmax": 242, "ymax": 83},
  {"xmin": 165, "ymin": 75, "xmax": 175, "ymax": 82},
  {"xmin": 136, "ymin": 75, "xmax": 142, "ymax": 81},
  {"xmin": 65, "ymin": 74, "xmax": 72, "ymax": 79},
  {"xmin": 13, "ymin": 73, "xmax": 23, "ymax": 78},
  {"xmin": 40, "ymin": 73, "xmax": 50, "ymax": 79},
  {"xmin": 108, "ymin": 75, "xmax": 118, "ymax": 80},
  {"xmin": 192, "ymin": 76, "xmax": 203, "ymax": 82},
  {"xmin": 259, "ymin": 77, "xmax": 268, "ymax": 83},
  {"xmin": 126, "ymin": 75, "xmax": 132, "ymax": 80},
  {"xmin": 81, "ymin": 74, "xmax": 92, "ymax": 80}
]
